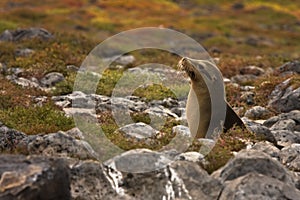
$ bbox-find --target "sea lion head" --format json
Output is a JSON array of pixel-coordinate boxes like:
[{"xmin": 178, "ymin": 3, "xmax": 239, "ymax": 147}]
[{"xmin": 178, "ymin": 57, "xmax": 214, "ymax": 89}]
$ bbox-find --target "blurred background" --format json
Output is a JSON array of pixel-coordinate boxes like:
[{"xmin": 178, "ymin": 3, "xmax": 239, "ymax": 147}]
[{"xmin": 1, "ymin": 0, "xmax": 299, "ymax": 57}]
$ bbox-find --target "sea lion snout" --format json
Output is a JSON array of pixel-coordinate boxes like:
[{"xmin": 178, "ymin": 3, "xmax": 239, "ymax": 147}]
[{"xmin": 179, "ymin": 57, "xmax": 196, "ymax": 80}]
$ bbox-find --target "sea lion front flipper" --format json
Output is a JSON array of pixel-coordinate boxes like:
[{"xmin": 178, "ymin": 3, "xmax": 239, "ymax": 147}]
[{"xmin": 223, "ymin": 102, "xmax": 245, "ymax": 132}]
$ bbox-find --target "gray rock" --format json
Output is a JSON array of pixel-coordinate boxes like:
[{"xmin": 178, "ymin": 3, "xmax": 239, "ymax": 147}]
[
  {"xmin": 278, "ymin": 60, "xmax": 300, "ymax": 74},
  {"xmin": 176, "ymin": 151, "xmax": 205, "ymax": 163},
  {"xmin": 105, "ymin": 149, "xmax": 222, "ymax": 200},
  {"xmin": 270, "ymin": 119, "xmax": 296, "ymax": 131},
  {"xmin": 219, "ymin": 172, "xmax": 300, "ymax": 200},
  {"xmin": 251, "ymin": 141, "xmax": 280, "ymax": 160},
  {"xmin": 15, "ymin": 48, "xmax": 35, "ymax": 57},
  {"xmin": 212, "ymin": 150, "xmax": 295, "ymax": 185},
  {"xmin": 271, "ymin": 130, "xmax": 300, "ymax": 147},
  {"xmin": 17, "ymin": 131, "xmax": 97, "ymax": 160},
  {"xmin": 66, "ymin": 64, "xmax": 79, "ymax": 71},
  {"xmin": 6, "ymin": 67, "xmax": 24, "ymax": 76},
  {"xmin": 240, "ymin": 65, "xmax": 265, "ymax": 76},
  {"xmin": 0, "ymin": 123, "xmax": 26, "ymax": 153},
  {"xmin": 242, "ymin": 117, "xmax": 276, "ymax": 144},
  {"xmin": 280, "ymin": 144, "xmax": 300, "ymax": 171},
  {"xmin": 240, "ymin": 91, "xmax": 255, "ymax": 105},
  {"xmin": 117, "ymin": 122, "xmax": 158, "ymax": 140},
  {"xmin": 0, "ymin": 28, "xmax": 53, "ymax": 41},
  {"xmin": 172, "ymin": 125, "xmax": 191, "ymax": 137},
  {"xmin": 0, "ymin": 30, "xmax": 13, "ymax": 41},
  {"xmin": 104, "ymin": 149, "xmax": 172, "ymax": 173},
  {"xmin": 231, "ymin": 74, "xmax": 257, "ymax": 84},
  {"xmin": 105, "ymin": 55, "xmax": 135, "ymax": 66},
  {"xmin": 244, "ymin": 106, "xmax": 271, "ymax": 120},
  {"xmin": 0, "ymin": 155, "xmax": 70, "ymax": 200},
  {"xmin": 268, "ymin": 78, "xmax": 300, "ymax": 112},
  {"xmin": 40, "ymin": 72, "xmax": 65, "ymax": 87},
  {"xmin": 11, "ymin": 77, "xmax": 41, "ymax": 88},
  {"xmin": 71, "ymin": 160, "xmax": 127, "ymax": 200},
  {"xmin": 264, "ymin": 110, "xmax": 300, "ymax": 127},
  {"xmin": 65, "ymin": 127, "xmax": 85, "ymax": 140},
  {"xmin": 115, "ymin": 55, "xmax": 135, "ymax": 66}
]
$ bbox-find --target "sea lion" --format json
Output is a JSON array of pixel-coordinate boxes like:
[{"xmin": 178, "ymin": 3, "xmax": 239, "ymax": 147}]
[{"xmin": 178, "ymin": 57, "xmax": 245, "ymax": 138}]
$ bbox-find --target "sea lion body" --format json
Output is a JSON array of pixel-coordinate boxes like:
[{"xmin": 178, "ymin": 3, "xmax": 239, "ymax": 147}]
[{"xmin": 179, "ymin": 57, "xmax": 245, "ymax": 138}]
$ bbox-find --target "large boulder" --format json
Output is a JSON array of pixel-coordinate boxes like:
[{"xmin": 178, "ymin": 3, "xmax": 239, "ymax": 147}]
[
  {"xmin": 219, "ymin": 172, "xmax": 300, "ymax": 200},
  {"xmin": 104, "ymin": 149, "xmax": 222, "ymax": 200},
  {"xmin": 268, "ymin": 78, "xmax": 300, "ymax": 112},
  {"xmin": 0, "ymin": 155, "xmax": 70, "ymax": 200},
  {"xmin": 212, "ymin": 149, "xmax": 296, "ymax": 186}
]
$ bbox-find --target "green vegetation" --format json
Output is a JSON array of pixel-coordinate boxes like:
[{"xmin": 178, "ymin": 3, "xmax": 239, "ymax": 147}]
[{"xmin": 0, "ymin": 104, "xmax": 74, "ymax": 135}]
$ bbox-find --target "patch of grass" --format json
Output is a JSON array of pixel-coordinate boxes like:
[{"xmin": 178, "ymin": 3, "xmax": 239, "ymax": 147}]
[
  {"xmin": 0, "ymin": 20, "xmax": 18, "ymax": 33},
  {"xmin": 133, "ymin": 84, "xmax": 177, "ymax": 101},
  {"xmin": 202, "ymin": 126, "xmax": 257, "ymax": 173},
  {"xmin": 0, "ymin": 103, "xmax": 74, "ymax": 135},
  {"xmin": 0, "ymin": 78, "xmax": 46, "ymax": 109}
]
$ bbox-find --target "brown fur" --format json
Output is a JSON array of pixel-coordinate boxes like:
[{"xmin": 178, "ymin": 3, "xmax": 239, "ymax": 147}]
[{"xmin": 179, "ymin": 57, "xmax": 245, "ymax": 138}]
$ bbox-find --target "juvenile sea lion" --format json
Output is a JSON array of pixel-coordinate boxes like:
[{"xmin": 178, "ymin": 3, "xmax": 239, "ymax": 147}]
[{"xmin": 178, "ymin": 57, "xmax": 245, "ymax": 138}]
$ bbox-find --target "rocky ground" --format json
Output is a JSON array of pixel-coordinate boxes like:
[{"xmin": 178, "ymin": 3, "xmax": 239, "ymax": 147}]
[{"xmin": 0, "ymin": 27, "xmax": 300, "ymax": 199}]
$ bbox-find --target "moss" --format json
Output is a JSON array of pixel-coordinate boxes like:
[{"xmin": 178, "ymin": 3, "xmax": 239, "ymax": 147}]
[
  {"xmin": 0, "ymin": 104, "xmax": 74, "ymax": 135},
  {"xmin": 187, "ymin": 126, "xmax": 258, "ymax": 174},
  {"xmin": 133, "ymin": 84, "xmax": 177, "ymax": 101}
]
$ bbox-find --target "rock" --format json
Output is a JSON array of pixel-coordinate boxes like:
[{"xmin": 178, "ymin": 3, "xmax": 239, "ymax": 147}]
[
  {"xmin": 251, "ymin": 141, "xmax": 280, "ymax": 160},
  {"xmin": 0, "ymin": 123, "xmax": 26, "ymax": 153},
  {"xmin": 172, "ymin": 125, "xmax": 191, "ymax": 137},
  {"xmin": 268, "ymin": 78, "xmax": 300, "ymax": 112},
  {"xmin": 280, "ymin": 144, "xmax": 300, "ymax": 172},
  {"xmin": 271, "ymin": 130, "xmax": 300, "ymax": 147},
  {"xmin": 6, "ymin": 67, "xmax": 24, "ymax": 76},
  {"xmin": 17, "ymin": 131, "xmax": 97, "ymax": 160},
  {"xmin": 11, "ymin": 77, "xmax": 41, "ymax": 88},
  {"xmin": 115, "ymin": 55, "xmax": 135, "ymax": 66},
  {"xmin": 0, "ymin": 155, "xmax": 70, "ymax": 200},
  {"xmin": 231, "ymin": 74, "xmax": 257, "ymax": 85},
  {"xmin": 70, "ymin": 160, "xmax": 126, "ymax": 200},
  {"xmin": 66, "ymin": 64, "xmax": 79, "ymax": 71},
  {"xmin": 242, "ymin": 117, "xmax": 276, "ymax": 144},
  {"xmin": 212, "ymin": 150, "xmax": 295, "ymax": 185},
  {"xmin": 65, "ymin": 127, "xmax": 85, "ymax": 140},
  {"xmin": 219, "ymin": 172, "xmax": 300, "ymax": 200},
  {"xmin": 145, "ymin": 106, "xmax": 178, "ymax": 119},
  {"xmin": 105, "ymin": 149, "xmax": 222, "ymax": 199},
  {"xmin": 264, "ymin": 110, "xmax": 300, "ymax": 127},
  {"xmin": 244, "ymin": 106, "xmax": 271, "ymax": 120},
  {"xmin": 117, "ymin": 122, "xmax": 158, "ymax": 140},
  {"xmin": 105, "ymin": 55, "xmax": 135, "ymax": 66},
  {"xmin": 0, "ymin": 28, "xmax": 53, "ymax": 42},
  {"xmin": 168, "ymin": 161, "xmax": 222, "ymax": 200},
  {"xmin": 270, "ymin": 119, "xmax": 296, "ymax": 131},
  {"xmin": 278, "ymin": 60, "xmax": 300, "ymax": 74},
  {"xmin": 40, "ymin": 72, "xmax": 65, "ymax": 87},
  {"xmin": 176, "ymin": 151, "xmax": 205, "ymax": 163},
  {"xmin": 0, "ymin": 30, "xmax": 13, "ymax": 41},
  {"xmin": 15, "ymin": 48, "xmax": 35, "ymax": 57},
  {"xmin": 240, "ymin": 65, "xmax": 265, "ymax": 76},
  {"xmin": 240, "ymin": 91, "xmax": 255, "ymax": 105}
]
